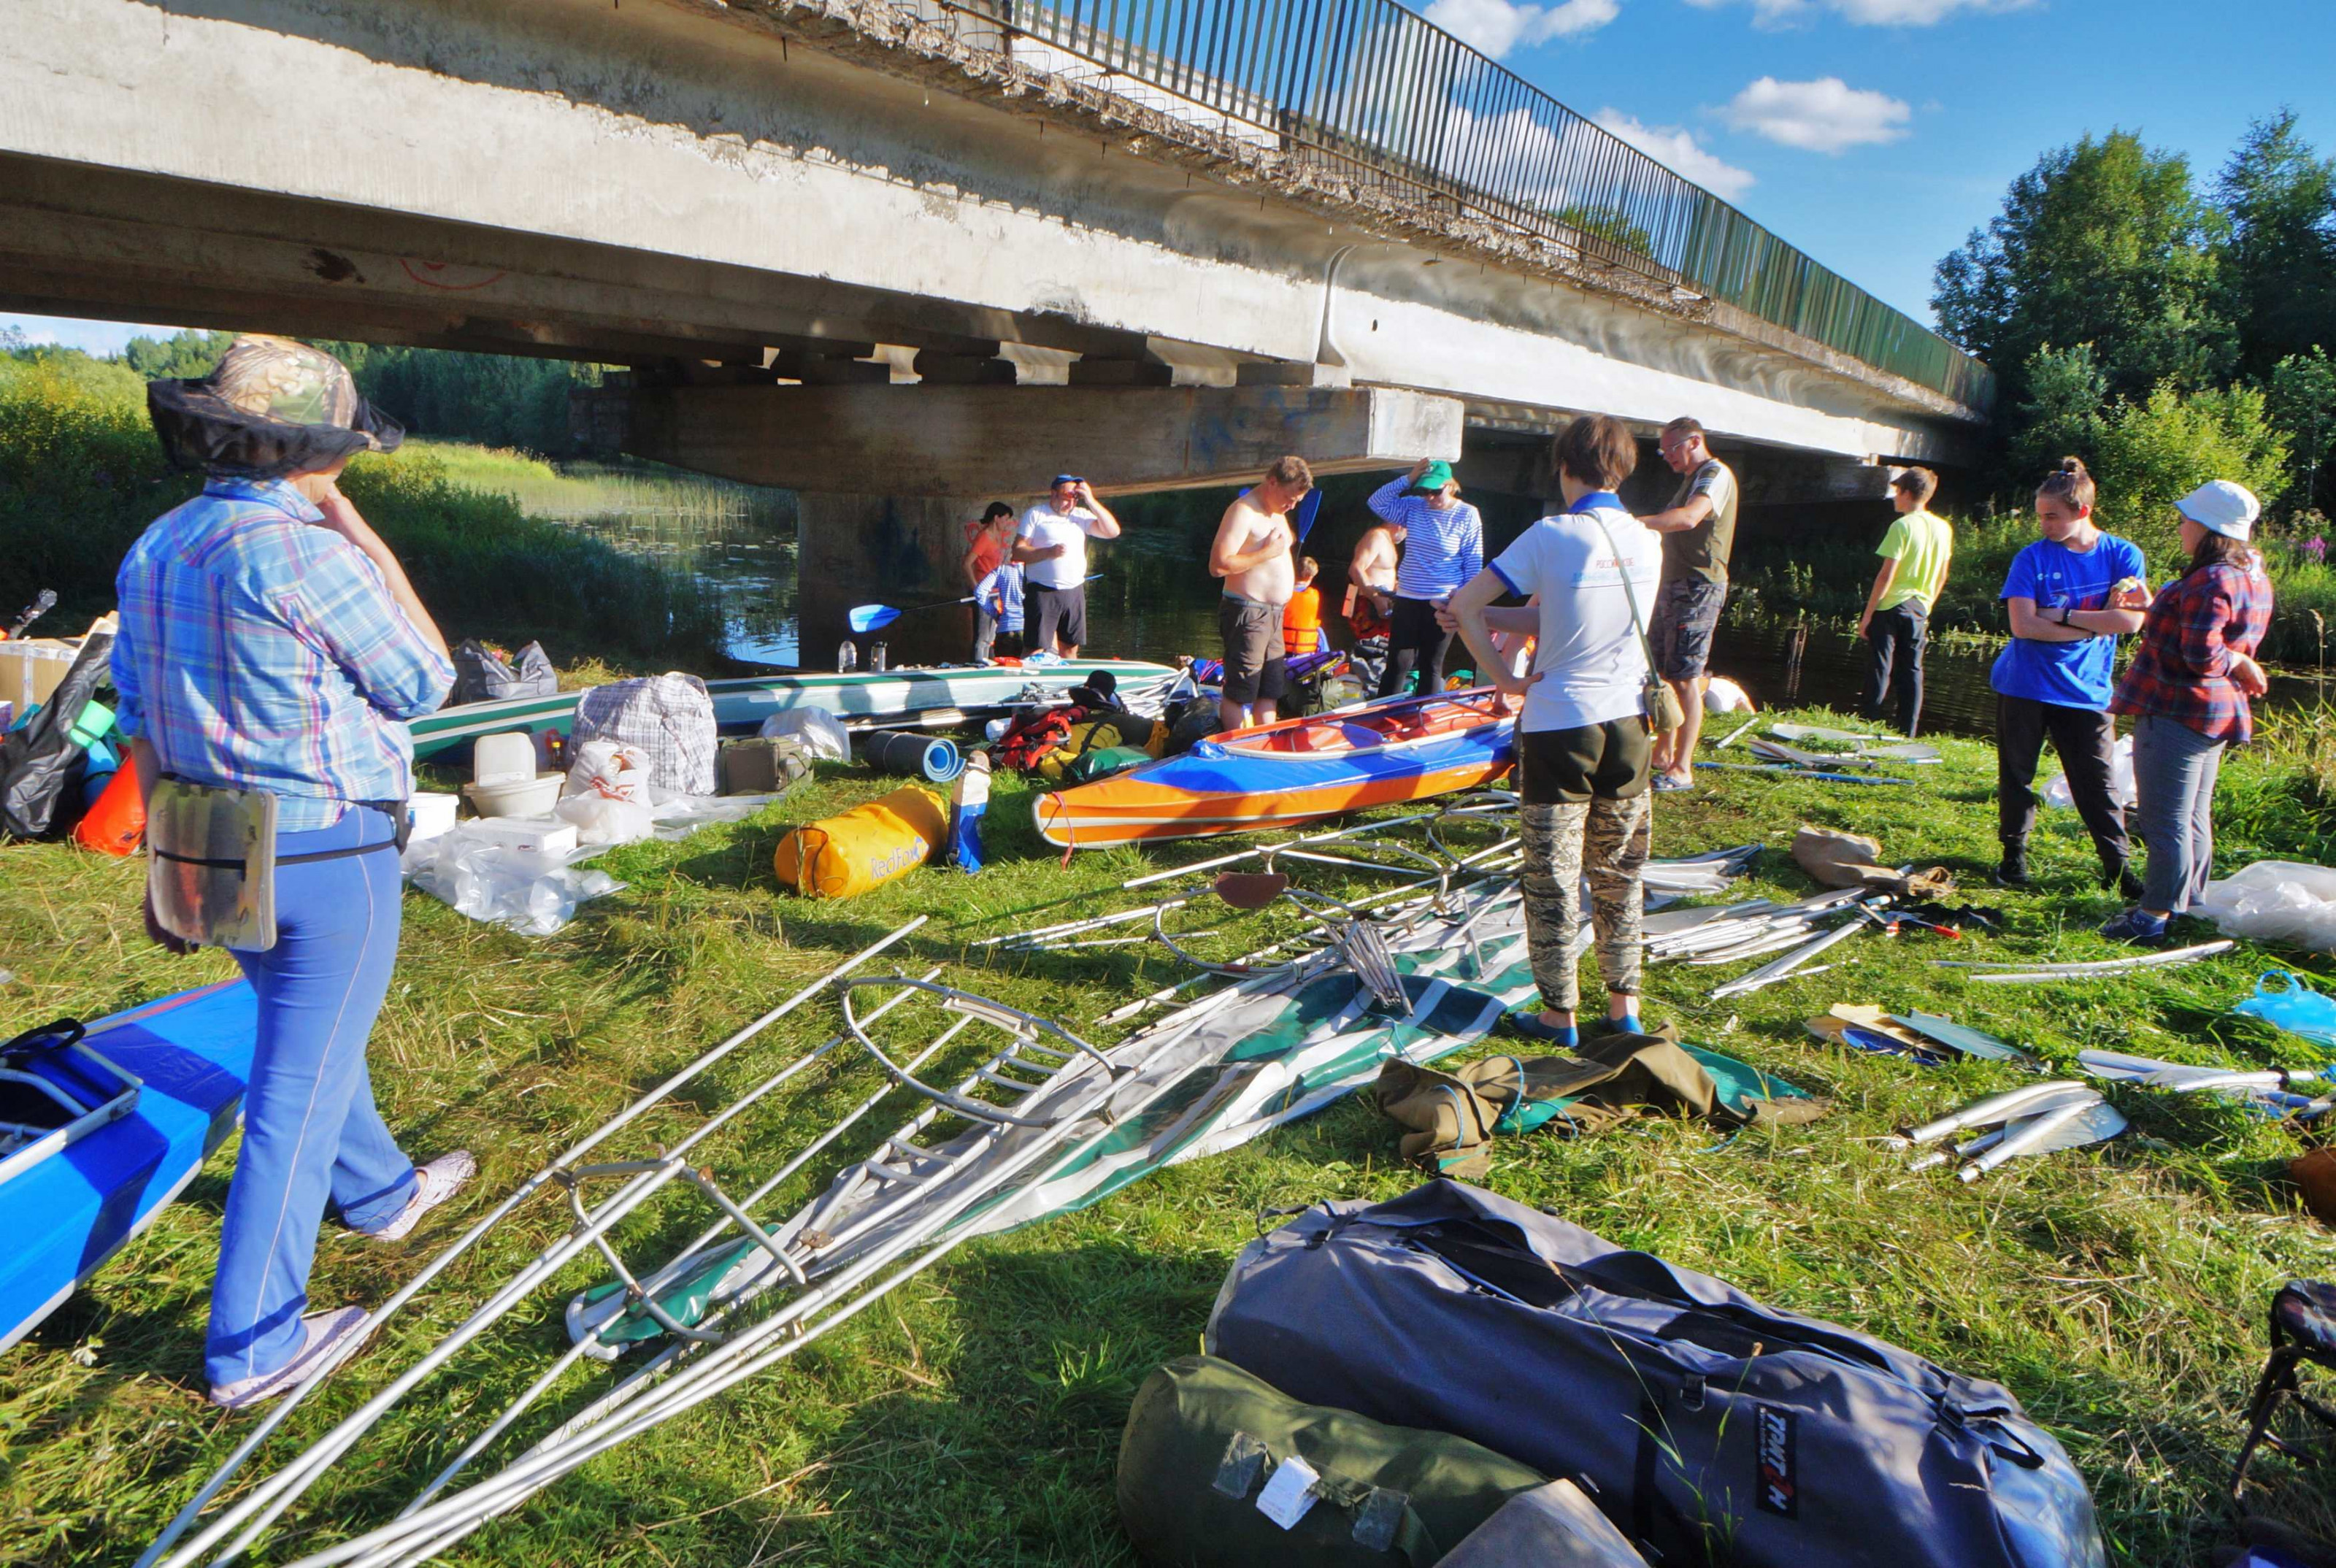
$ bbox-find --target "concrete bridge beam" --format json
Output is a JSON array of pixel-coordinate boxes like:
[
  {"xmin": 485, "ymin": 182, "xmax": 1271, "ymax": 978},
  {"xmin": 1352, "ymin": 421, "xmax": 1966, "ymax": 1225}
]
[{"xmin": 589, "ymin": 383, "xmax": 1464, "ymax": 496}]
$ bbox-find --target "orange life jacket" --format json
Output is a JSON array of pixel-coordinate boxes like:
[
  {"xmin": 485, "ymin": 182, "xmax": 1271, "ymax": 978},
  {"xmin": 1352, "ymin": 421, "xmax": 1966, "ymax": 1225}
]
[{"xmin": 1282, "ymin": 586, "xmax": 1323, "ymax": 656}]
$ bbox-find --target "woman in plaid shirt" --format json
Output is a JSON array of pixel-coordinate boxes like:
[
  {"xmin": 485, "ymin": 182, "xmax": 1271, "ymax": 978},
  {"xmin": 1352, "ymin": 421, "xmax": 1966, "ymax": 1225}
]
[{"xmin": 2100, "ymin": 481, "xmax": 2274, "ymax": 943}]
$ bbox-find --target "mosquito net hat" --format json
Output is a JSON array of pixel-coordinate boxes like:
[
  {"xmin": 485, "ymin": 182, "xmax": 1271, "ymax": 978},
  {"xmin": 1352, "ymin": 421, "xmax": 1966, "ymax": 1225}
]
[{"xmin": 147, "ymin": 334, "xmax": 403, "ymax": 480}]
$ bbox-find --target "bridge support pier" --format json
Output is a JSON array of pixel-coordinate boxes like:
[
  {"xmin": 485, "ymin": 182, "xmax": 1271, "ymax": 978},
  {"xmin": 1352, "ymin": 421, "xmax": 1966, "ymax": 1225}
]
[{"xmin": 795, "ymin": 493, "xmax": 992, "ymax": 669}]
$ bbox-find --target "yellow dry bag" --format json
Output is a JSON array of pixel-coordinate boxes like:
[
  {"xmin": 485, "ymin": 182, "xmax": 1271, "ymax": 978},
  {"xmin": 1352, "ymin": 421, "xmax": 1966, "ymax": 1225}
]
[{"xmin": 772, "ymin": 785, "xmax": 945, "ymax": 898}]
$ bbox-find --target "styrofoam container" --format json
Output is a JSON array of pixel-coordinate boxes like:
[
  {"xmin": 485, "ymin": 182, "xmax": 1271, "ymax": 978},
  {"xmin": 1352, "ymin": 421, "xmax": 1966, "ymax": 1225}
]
[
  {"xmin": 463, "ymin": 772, "xmax": 565, "ymax": 819},
  {"xmin": 407, "ymin": 791, "xmax": 460, "ymax": 842},
  {"xmin": 459, "ymin": 817, "xmax": 579, "ymax": 856},
  {"xmin": 472, "ymin": 731, "xmax": 539, "ymax": 788}
]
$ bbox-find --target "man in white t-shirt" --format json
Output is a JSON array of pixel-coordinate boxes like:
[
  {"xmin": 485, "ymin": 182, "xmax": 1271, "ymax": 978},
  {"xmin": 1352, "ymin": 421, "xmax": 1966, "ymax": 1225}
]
[
  {"xmin": 1013, "ymin": 474, "xmax": 1122, "ymax": 656},
  {"xmin": 1448, "ymin": 413, "xmax": 1661, "ymax": 1050}
]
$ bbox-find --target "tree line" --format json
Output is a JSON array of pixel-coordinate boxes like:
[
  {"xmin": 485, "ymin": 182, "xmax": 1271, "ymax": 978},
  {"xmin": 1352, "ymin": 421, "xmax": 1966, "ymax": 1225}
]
[
  {"xmin": 115, "ymin": 330, "xmax": 601, "ymax": 458},
  {"xmin": 1936, "ymin": 111, "xmax": 2335, "ymax": 559}
]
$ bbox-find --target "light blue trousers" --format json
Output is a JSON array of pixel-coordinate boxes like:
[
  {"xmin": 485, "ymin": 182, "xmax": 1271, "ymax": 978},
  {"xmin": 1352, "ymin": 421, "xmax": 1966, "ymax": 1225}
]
[
  {"xmin": 2131, "ymin": 712, "xmax": 2226, "ymax": 916},
  {"xmin": 206, "ymin": 809, "xmax": 415, "ymax": 1387}
]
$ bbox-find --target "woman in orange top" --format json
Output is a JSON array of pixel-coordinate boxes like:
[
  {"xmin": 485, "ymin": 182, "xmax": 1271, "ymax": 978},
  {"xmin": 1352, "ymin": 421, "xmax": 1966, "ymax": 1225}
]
[
  {"xmin": 1282, "ymin": 556, "xmax": 1323, "ymax": 657},
  {"xmin": 964, "ymin": 502, "xmax": 1017, "ymax": 662}
]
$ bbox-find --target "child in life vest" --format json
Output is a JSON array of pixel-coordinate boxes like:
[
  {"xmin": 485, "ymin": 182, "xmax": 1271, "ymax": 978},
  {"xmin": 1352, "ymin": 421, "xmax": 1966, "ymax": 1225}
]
[{"xmin": 1282, "ymin": 556, "xmax": 1324, "ymax": 657}]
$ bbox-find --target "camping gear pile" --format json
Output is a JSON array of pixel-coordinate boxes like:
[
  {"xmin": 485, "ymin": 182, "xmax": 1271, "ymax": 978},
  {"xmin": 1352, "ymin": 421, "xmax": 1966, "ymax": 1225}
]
[
  {"xmin": 1129, "ymin": 1178, "xmax": 2108, "ymax": 1568},
  {"xmin": 138, "ymin": 841, "xmax": 1582, "ymax": 1564},
  {"xmin": 0, "ymin": 619, "xmax": 132, "ymax": 845},
  {"xmin": 991, "ymin": 674, "xmax": 1165, "ymax": 784}
]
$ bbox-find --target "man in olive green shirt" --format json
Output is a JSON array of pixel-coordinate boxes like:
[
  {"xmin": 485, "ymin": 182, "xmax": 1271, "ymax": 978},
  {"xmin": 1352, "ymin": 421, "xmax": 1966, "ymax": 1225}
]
[{"xmin": 1856, "ymin": 466, "xmax": 1953, "ymax": 737}]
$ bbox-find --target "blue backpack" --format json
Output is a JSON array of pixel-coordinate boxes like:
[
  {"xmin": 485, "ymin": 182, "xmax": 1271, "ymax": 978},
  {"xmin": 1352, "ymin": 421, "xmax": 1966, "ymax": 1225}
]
[{"xmin": 1207, "ymin": 1180, "xmax": 2104, "ymax": 1568}]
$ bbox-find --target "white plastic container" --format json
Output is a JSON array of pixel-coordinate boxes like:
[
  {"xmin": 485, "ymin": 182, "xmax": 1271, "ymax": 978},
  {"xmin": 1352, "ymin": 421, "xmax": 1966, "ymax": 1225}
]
[
  {"xmin": 465, "ymin": 729, "xmax": 565, "ymax": 818},
  {"xmin": 459, "ymin": 818, "xmax": 580, "ymax": 856},
  {"xmin": 407, "ymin": 791, "xmax": 460, "ymax": 843},
  {"xmin": 464, "ymin": 774, "xmax": 566, "ymax": 819}
]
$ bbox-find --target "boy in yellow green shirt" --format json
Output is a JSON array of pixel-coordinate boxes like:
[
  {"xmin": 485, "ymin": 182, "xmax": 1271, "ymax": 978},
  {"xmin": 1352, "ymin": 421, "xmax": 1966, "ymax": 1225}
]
[{"xmin": 1857, "ymin": 466, "xmax": 1952, "ymax": 736}]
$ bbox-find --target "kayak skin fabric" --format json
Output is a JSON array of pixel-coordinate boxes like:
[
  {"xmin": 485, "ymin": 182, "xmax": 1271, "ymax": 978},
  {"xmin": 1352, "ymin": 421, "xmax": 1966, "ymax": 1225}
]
[
  {"xmin": 0, "ymin": 980, "xmax": 255, "ymax": 1353},
  {"xmin": 407, "ymin": 659, "xmax": 1180, "ymax": 761},
  {"xmin": 1035, "ymin": 689, "xmax": 1516, "ymax": 848}
]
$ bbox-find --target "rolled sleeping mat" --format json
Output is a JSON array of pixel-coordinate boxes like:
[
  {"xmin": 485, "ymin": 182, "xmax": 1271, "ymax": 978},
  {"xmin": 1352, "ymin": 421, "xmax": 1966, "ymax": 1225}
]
[{"xmin": 862, "ymin": 729, "xmax": 964, "ymax": 784}]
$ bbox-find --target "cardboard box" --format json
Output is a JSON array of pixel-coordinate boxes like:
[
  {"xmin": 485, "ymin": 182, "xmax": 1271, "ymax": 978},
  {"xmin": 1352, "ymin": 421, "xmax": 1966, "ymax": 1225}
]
[{"xmin": 0, "ymin": 639, "xmax": 81, "ymax": 715}]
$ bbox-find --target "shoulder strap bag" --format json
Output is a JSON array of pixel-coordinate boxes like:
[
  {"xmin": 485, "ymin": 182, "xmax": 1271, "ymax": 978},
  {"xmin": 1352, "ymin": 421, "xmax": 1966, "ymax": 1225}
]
[{"xmin": 1583, "ymin": 508, "xmax": 1684, "ymax": 736}]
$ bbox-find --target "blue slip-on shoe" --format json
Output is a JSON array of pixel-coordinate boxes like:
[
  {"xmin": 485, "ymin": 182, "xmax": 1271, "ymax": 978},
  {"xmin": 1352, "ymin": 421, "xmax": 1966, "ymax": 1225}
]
[
  {"xmin": 1651, "ymin": 772, "xmax": 1693, "ymax": 793},
  {"xmin": 2097, "ymin": 907, "xmax": 2172, "ymax": 946},
  {"xmin": 1505, "ymin": 1012, "xmax": 1578, "ymax": 1048}
]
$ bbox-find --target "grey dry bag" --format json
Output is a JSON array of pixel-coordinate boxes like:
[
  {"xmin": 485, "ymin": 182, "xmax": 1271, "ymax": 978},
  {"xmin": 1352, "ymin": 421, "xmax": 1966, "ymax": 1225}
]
[{"xmin": 1206, "ymin": 1179, "xmax": 2105, "ymax": 1568}]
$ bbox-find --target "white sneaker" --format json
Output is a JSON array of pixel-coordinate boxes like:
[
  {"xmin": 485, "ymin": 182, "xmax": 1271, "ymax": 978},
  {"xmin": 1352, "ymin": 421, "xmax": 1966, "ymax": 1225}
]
[
  {"xmin": 364, "ymin": 1149, "xmax": 477, "ymax": 1242},
  {"xmin": 209, "ymin": 1305, "xmax": 369, "ymax": 1410}
]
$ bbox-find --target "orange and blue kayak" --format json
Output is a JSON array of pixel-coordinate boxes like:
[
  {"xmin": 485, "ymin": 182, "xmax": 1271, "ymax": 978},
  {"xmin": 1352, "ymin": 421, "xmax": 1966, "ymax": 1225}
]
[{"xmin": 1034, "ymin": 689, "xmax": 1515, "ymax": 848}]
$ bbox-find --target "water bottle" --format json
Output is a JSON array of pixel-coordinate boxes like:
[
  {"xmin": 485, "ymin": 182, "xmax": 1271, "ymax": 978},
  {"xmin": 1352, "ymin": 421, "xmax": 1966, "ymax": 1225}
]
[
  {"xmin": 870, "ymin": 642, "xmax": 888, "ymax": 672},
  {"xmin": 836, "ymin": 639, "xmax": 857, "ymax": 672}
]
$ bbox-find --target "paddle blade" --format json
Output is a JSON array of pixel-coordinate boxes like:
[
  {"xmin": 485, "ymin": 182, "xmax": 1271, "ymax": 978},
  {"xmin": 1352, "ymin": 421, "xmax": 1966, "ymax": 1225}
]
[
  {"xmin": 1292, "ymin": 488, "xmax": 1324, "ymax": 544},
  {"xmin": 848, "ymin": 604, "xmax": 902, "ymax": 634},
  {"xmin": 1214, "ymin": 872, "xmax": 1291, "ymax": 910}
]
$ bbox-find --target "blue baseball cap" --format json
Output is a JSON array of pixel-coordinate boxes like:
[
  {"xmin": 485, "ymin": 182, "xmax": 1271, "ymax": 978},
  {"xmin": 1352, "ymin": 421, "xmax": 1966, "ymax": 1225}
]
[{"xmin": 1052, "ymin": 473, "xmax": 1083, "ymax": 488}]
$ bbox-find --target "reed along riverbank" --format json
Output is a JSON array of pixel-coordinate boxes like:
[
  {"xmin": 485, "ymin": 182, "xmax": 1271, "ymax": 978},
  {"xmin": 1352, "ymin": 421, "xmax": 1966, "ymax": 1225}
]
[{"xmin": 8, "ymin": 706, "xmax": 2336, "ymax": 1563}]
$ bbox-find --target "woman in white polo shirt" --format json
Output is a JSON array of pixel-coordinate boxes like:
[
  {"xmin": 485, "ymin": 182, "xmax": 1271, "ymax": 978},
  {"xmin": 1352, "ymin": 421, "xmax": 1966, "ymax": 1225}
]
[{"xmin": 1448, "ymin": 413, "xmax": 1661, "ymax": 1047}]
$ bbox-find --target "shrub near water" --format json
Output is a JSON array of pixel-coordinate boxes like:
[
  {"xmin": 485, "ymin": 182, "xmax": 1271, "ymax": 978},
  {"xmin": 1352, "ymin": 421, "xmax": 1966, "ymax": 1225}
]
[{"xmin": 0, "ymin": 353, "xmax": 726, "ymax": 669}]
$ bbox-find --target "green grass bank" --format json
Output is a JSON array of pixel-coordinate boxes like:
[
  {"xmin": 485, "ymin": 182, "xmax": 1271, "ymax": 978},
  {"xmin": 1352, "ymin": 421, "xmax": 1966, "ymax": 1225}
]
[
  {"xmin": 9, "ymin": 710, "xmax": 2336, "ymax": 1564},
  {"xmin": 0, "ymin": 356, "xmax": 730, "ymax": 671}
]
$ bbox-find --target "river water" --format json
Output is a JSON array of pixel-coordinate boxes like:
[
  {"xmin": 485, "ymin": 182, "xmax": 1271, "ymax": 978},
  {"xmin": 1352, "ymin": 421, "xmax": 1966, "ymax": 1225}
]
[{"xmin": 548, "ymin": 476, "xmax": 2329, "ymax": 742}]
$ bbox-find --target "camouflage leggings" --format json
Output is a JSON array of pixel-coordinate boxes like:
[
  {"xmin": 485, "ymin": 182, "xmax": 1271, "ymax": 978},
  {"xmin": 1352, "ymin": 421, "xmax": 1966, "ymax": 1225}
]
[{"xmin": 1518, "ymin": 794, "xmax": 1652, "ymax": 1012}]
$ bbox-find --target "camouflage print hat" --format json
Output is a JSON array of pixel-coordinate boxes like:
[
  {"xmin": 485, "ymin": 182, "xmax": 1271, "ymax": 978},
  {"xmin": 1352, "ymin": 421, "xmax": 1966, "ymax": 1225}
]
[{"xmin": 146, "ymin": 334, "xmax": 404, "ymax": 480}]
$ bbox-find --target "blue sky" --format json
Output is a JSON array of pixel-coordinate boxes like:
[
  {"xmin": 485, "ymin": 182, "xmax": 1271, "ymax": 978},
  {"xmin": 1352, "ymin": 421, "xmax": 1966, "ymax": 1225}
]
[{"xmin": 7, "ymin": 0, "xmax": 2332, "ymax": 354}]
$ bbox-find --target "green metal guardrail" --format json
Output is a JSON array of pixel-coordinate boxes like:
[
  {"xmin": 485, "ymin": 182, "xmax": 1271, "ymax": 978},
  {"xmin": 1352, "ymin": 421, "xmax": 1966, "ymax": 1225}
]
[{"xmin": 977, "ymin": 0, "xmax": 1993, "ymax": 410}]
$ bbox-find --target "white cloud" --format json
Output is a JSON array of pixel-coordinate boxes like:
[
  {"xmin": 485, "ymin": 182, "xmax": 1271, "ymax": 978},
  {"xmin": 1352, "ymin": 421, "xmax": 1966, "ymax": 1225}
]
[
  {"xmin": 1684, "ymin": 0, "xmax": 2028, "ymax": 26},
  {"xmin": 1423, "ymin": 0, "xmax": 1619, "ymax": 59},
  {"xmin": 1591, "ymin": 109, "xmax": 1757, "ymax": 199},
  {"xmin": 1721, "ymin": 76, "xmax": 1910, "ymax": 153}
]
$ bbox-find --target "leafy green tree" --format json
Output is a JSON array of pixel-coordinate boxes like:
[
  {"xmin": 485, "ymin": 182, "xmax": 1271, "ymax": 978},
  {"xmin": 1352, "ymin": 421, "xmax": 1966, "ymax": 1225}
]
[
  {"xmin": 2091, "ymin": 383, "xmax": 2289, "ymax": 560},
  {"xmin": 2007, "ymin": 344, "xmax": 2109, "ymax": 483},
  {"xmin": 1934, "ymin": 131, "xmax": 2232, "ymax": 413},
  {"xmin": 120, "ymin": 328, "xmax": 236, "ymax": 381},
  {"xmin": 2270, "ymin": 347, "xmax": 2336, "ymax": 516},
  {"xmin": 2215, "ymin": 111, "xmax": 2336, "ymax": 381}
]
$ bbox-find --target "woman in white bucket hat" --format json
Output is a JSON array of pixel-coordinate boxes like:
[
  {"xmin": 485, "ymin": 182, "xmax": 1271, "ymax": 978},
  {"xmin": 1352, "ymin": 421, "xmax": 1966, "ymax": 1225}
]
[{"xmin": 2100, "ymin": 480, "xmax": 2275, "ymax": 942}]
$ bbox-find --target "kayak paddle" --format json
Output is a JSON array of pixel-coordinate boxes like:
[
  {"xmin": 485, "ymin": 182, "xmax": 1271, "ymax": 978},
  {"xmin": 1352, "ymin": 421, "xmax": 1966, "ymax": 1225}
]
[{"xmin": 848, "ymin": 574, "xmax": 1096, "ymax": 635}]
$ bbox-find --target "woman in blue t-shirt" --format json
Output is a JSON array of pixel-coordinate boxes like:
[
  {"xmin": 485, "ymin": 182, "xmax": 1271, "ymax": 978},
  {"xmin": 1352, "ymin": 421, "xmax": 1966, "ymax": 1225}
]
[{"xmin": 1990, "ymin": 457, "xmax": 2150, "ymax": 891}]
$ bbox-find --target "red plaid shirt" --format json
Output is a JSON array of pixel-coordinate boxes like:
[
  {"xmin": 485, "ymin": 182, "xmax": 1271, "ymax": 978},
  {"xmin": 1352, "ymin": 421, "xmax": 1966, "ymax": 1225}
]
[{"xmin": 2109, "ymin": 558, "xmax": 2274, "ymax": 743}]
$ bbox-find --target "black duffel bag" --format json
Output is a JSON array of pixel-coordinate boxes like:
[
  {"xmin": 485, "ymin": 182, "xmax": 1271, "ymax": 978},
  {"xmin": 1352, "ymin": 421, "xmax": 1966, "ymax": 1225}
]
[
  {"xmin": 0, "ymin": 630, "xmax": 113, "ymax": 839},
  {"xmin": 1206, "ymin": 1179, "xmax": 2105, "ymax": 1568}
]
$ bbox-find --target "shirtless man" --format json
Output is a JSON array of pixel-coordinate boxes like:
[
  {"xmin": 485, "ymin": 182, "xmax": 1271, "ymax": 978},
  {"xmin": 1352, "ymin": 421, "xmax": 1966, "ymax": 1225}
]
[
  {"xmin": 1208, "ymin": 455, "xmax": 1314, "ymax": 731},
  {"xmin": 1346, "ymin": 516, "xmax": 1405, "ymax": 691}
]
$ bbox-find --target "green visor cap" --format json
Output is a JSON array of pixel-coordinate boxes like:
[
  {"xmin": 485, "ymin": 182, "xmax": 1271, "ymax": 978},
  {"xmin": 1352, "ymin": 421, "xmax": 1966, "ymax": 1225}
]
[{"xmin": 1409, "ymin": 461, "xmax": 1456, "ymax": 493}]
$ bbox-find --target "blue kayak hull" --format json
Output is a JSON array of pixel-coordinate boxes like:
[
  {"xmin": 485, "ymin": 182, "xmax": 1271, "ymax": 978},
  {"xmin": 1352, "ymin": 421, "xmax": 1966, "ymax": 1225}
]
[{"xmin": 0, "ymin": 980, "xmax": 255, "ymax": 1353}]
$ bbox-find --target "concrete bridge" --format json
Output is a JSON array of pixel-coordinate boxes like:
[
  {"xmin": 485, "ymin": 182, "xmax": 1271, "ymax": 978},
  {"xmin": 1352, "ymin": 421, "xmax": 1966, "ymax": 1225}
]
[{"xmin": 1, "ymin": 0, "xmax": 1991, "ymax": 654}]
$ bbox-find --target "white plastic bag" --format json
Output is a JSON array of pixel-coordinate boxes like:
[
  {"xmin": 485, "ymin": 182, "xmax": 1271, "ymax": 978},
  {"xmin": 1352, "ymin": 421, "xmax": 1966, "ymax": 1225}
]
[
  {"xmin": 557, "ymin": 739, "xmax": 658, "ymax": 844},
  {"xmin": 2196, "ymin": 861, "xmax": 2336, "ymax": 953},
  {"xmin": 759, "ymin": 706, "xmax": 849, "ymax": 762},
  {"xmin": 400, "ymin": 826, "xmax": 623, "ymax": 937},
  {"xmin": 2043, "ymin": 734, "xmax": 2135, "ymax": 812}
]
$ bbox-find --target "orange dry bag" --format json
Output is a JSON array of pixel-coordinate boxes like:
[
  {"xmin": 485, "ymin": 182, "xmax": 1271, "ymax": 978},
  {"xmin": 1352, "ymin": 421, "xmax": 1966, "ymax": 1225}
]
[
  {"xmin": 772, "ymin": 785, "xmax": 945, "ymax": 898},
  {"xmin": 73, "ymin": 752, "xmax": 145, "ymax": 856}
]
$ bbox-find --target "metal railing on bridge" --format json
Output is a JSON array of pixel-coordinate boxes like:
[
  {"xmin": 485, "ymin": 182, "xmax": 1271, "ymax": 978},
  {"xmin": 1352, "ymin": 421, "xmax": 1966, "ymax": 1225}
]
[{"xmin": 937, "ymin": 0, "xmax": 1992, "ymax": 410}]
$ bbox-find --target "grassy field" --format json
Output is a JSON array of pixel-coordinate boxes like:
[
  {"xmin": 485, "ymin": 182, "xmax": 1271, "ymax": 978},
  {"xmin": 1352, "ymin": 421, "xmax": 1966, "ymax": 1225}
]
[{"xmin": 10, "ymin": 709, "xmax": 2336, "ymax": 1565}]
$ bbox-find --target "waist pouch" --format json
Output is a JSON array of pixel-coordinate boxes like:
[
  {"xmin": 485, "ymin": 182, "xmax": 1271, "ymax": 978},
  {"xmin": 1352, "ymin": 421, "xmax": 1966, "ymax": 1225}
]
[{"xmin": 147, "ymin": 777, "xmax": 404, "ymax": 952}]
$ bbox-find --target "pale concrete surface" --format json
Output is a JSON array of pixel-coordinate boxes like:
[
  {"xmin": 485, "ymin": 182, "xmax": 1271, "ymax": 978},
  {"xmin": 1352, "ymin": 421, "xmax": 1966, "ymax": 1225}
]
[{"xmin": 1, "ymin": 0, "xmax": 1980, "ymax": 470}]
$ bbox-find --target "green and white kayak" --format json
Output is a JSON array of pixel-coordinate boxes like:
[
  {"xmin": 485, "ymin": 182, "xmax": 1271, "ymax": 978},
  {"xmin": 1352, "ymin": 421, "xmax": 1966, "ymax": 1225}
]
[{"xmin": 405, "ymin": 658, "xmax": 1179, "ymax": 760}]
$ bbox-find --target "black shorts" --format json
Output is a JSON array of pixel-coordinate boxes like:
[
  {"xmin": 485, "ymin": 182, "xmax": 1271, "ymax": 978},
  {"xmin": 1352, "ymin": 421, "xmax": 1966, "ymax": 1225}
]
[
  {"xmin": 1519, "ymin": 718, "xmax": 1653, "ymax": 805},
  {"xmin": 1029, "ymin": 583, "xmax": 1088, "ymax": 650},
  {"xmin": 1219, "ymin": 595, "xmax": 1288, "ymax": 706}
]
